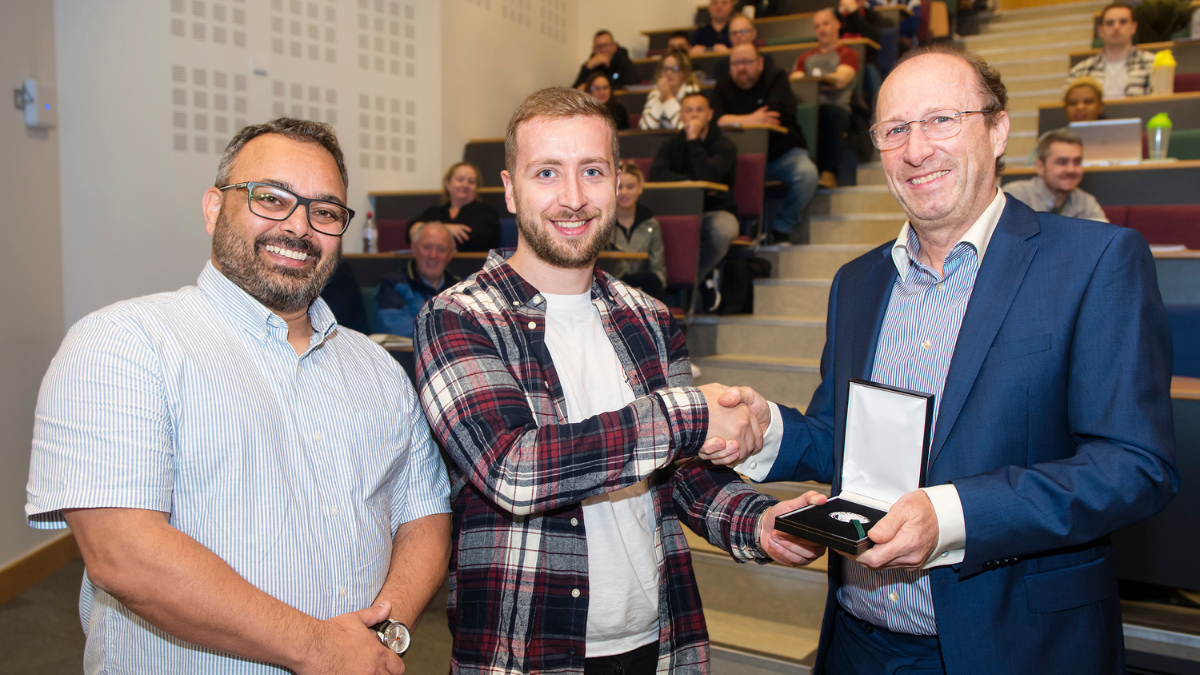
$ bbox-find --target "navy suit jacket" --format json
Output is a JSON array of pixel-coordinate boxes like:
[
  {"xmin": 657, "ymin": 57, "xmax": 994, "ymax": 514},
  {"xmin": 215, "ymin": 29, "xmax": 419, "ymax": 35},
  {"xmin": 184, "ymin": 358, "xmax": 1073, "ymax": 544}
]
[{"xmin": 764, "ymin": 199, "xmax": 1179, "ymax": 674}]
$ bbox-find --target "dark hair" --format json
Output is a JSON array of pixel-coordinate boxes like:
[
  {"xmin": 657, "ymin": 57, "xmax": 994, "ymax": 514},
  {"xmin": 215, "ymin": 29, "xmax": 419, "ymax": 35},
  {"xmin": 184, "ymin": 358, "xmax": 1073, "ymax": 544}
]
[
  {"xmin": 1099, "ymin": 2, "xmax": 1135, "ymax": 22},
  {"xmin": 891, "ymin": 44, "xmax": 1007, "ymax": 173},
  {"xmin": 668, "ymin": 30, "xmax": 691, "ymax": 44},
  {"xmin": 680, "ymin": 91, "xmax": 711, "ymax": 107},
  {"xmin": 584, "ymin": 70, "xmax": 612, "ymax": 90},
  {"xmin": 505, "ymin": 87, "xmax": 620, "ymax": 176},
  {"xmin": 216, "ymin": 118, "xmax": 348, "ymax": 188},
  {"xmin": 814, "ymin": 7, "xmax": 839, "ymax": 23},
  {"xmin": 1036, "ymin": 130, "xmax": 1084, "ymax": 162},
  {"xmin": 594, "ymin": 29, "xmax": 614, "ymax": 40}
]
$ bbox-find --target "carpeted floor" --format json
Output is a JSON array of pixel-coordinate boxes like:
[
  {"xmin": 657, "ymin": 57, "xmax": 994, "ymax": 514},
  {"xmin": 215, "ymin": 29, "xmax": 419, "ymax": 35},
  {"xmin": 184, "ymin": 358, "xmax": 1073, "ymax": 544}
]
[{"xmin": 0, "ymin": 557, "xmax": 454, "ymax": 674}]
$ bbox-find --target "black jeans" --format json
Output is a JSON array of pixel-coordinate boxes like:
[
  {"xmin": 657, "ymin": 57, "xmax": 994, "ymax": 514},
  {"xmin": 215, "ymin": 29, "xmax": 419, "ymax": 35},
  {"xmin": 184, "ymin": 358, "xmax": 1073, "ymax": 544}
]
[
  {"xmin": 817, "ymin": 103, "xmax": 852, "ymax": 177},
  {"xmin": 583, "ymin": 641, "xmax": 659, "ymax": 675}
]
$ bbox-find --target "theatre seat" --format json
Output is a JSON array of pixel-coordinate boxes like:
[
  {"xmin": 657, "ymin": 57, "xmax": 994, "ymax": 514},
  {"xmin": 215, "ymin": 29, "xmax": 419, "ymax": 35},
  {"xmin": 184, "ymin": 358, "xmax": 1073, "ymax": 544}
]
[
  {"xmin": 656, "ymin": 214, "xmax": 702, "ymax": 317},
  {"xmin": 377, "ymin": 219, "xmax": 409, "ymax": 251},
  {"xmin": 630, "ymin": 156, "xmax": 652, "ymax": 181},
  {"xmin": 1124, "ymin": 204, "xmax": 1200, "ymax": 249},
  {"xmin": 1101, "ymin": 205, "xmax": 1128, "ymax": 226},
  {"xmin": 733, "ymin": 153, "xmax": 767, "ymax": 237},
  {"xmin": 1165, "ymin": 304, "xmax": 1200, "ymax": 377},
  {"xmin": 1175, "ymin": 72, "xmax": 1200, "ymax": 93},
  {"xmin": 629, "ymin": 113, "xmax": 642, "ymax": 128}
]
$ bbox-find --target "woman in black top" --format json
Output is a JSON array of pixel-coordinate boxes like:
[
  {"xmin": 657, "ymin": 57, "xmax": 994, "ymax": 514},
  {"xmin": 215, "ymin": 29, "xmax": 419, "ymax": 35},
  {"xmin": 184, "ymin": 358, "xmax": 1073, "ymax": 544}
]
[
  {"xmin": 407, "ymin": 162, "xmax": 501, "ymax": 252},
  {"xmin": 584, "ymin": 71, "xmax": 630, "ymax": 130}
]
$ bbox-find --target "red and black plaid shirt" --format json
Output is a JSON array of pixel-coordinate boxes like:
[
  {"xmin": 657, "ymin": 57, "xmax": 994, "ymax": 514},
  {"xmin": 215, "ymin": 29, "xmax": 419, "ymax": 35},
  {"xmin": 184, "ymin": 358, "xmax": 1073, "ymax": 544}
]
[{"xmin": 415, "ymin": 251, "xmax": 776, "ymax": 674}]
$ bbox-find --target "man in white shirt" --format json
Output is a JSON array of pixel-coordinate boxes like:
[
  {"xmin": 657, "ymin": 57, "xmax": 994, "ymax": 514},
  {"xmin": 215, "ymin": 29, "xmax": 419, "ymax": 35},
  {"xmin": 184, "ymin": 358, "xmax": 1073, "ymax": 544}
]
[
  {"xmin": 1066, "ymin": 2, "xmax": 1156, "ymax": 98},
  {"xmin": 413, "ymin": 87, "xmax": 822, "ymax": 674},
  {"xmin": 26, "ymin": 118, "xmax": 453, "ymax": 674}
]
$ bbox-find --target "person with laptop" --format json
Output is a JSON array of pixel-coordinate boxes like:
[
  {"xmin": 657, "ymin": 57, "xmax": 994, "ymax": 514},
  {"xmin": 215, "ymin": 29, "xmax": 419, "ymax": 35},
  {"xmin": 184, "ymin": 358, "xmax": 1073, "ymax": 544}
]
[
  {"xmin": 1066, "ymin": 2, "xmax": 1156, "ymax": 99},
  {"xmin": 1004, "ymin": 130, "xmax": 1109, "ymax": 222}
]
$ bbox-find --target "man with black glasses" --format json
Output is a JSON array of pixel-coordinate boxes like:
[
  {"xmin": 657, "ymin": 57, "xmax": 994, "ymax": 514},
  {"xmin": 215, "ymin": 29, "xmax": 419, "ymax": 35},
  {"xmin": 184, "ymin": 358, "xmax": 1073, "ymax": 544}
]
[{"xmin": 26, "ymin": 118, "xmax": 451, "ymax": 675}]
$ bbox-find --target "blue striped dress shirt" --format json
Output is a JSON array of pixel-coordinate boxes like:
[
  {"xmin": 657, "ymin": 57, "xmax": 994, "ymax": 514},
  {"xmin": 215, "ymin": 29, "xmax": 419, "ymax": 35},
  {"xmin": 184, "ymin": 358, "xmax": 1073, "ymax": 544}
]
[
  {"xmin": 26, "ymin": 261, "xmax": 451, "ymax": 674},
  {"xmin": 837, "ymin": 190, "xmax": 1006, "ymax": 635}
]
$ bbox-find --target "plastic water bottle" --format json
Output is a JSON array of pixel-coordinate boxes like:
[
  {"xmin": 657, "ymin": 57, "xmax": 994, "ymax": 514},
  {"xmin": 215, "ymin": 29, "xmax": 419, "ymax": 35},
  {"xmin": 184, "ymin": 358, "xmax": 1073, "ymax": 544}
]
[
  {"xmin": 1150, "ymin": 49, "xmax": 1176, "ymax": 96},
  {"xmin": 362, "ymin": 211, "xmax": 378, "ymax": 253}
]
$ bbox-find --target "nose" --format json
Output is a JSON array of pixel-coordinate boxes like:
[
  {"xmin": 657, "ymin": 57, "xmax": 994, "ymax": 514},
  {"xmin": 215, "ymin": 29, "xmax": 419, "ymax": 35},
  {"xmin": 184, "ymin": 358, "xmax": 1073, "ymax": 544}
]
[
  {"xmin": 902, "ymin": 124, "xmax": 936, "ymax": 167},
  {"xmin": 559, "ymin": 172, "xmax": 587, "ymax": 213},
  {"xmin": 280, "ymin": 203, "xmax": 314, "ymax": 238}
]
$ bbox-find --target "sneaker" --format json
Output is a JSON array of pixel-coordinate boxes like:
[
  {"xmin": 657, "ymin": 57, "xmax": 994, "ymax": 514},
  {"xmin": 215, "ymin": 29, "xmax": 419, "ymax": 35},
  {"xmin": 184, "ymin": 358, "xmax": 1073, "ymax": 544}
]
[
  {"xmin": 818, "ymin": 171, "xmax": 838, "ymax": 189},
  {"xmin": 702, "ymin": 269, "xmax": 722, "ymax": 313},
  {"xmin": 690, "ymin": 362, "xmax": 702, "ymax": 379}
]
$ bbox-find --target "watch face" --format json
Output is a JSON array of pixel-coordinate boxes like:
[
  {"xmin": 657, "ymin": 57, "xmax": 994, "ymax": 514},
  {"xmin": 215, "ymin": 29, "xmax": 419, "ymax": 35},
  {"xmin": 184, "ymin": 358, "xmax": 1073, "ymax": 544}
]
[{"xmin": 382, "ymin": 622, "xmax": 410, "ymax": 655}]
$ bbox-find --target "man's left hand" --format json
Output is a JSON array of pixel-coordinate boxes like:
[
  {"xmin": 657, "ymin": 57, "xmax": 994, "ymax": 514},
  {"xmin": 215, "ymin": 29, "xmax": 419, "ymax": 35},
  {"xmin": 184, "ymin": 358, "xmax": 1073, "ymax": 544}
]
[
  {"xmin": 759, "ymin": 491, "xmax": 828, "ymax": 566},
  {"xmin": 852, "ymin": 489, "xmax": 939, "ymax": 569}
]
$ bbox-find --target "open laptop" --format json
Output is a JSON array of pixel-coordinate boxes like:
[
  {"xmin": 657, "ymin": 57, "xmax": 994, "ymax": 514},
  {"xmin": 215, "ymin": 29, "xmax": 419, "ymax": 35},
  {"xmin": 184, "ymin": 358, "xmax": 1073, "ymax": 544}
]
[{"xmin": 1068, "ymin": 118, "xmax": 1143, "ymax": 166}]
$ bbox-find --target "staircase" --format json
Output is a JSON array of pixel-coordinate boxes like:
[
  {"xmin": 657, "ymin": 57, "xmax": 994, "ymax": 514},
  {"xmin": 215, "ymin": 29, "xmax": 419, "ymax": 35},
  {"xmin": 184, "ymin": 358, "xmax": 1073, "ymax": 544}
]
[{"xmin": 964, "ymin": 0, "xmax": 1110, "ymax": 164}]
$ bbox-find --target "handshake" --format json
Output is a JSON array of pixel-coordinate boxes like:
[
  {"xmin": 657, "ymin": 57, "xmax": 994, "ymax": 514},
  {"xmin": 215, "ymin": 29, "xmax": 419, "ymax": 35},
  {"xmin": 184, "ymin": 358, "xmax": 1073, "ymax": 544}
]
[{"xmin": 696, "ymin": 383, "xmax": 770, "ymax": 466}]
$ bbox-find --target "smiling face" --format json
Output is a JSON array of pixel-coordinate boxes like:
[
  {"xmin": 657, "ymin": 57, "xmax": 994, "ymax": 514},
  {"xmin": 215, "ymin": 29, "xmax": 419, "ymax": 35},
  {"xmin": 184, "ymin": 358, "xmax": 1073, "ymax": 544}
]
[
  {"xmin": 587, "ymin": 74, "xmax": 613, "ymax": 104},
  {"xmin": 1099, "ymin": 6, "xmax": 1137, "ymax": 51},
  {"xmin": 412, "ymin": 224, "xmax": 454, "ymax": 284},
  {"xmin": 1036, "ymin": 141, "xmax": 1084, "ymax": 194},
  {"xmin": 1065, "ymin": 85, "xmax": 1104, "ymax": 122},
  {"xmin": 204, "ymin": 133, "xmax": 345, "ymax": 314},
  {"xmin": 445, "ymin": 164, "xmax": 478, "ymax": 205},
  {"xmin": 502, "ymin": 115, "xmax": 618, "ymax": 269},
  {"xmin": 876, "ymin": 53, "xmax": 1008, "ymax": 235},
  {"xmin": 617, "ymin": 170, "xmax": 643, "ymax": 210}
]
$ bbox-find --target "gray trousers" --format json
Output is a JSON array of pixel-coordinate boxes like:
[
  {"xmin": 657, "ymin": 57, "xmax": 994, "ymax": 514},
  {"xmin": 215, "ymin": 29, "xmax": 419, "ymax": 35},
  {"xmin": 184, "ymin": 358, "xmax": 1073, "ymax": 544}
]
[{"xmin": 699, "ymin": 210, "xmax": 739, "ymax": 281}]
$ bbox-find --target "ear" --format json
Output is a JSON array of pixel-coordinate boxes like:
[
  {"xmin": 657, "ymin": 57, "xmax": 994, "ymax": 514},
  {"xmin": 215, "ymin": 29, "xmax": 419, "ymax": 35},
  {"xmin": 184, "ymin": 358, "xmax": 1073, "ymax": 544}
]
[
  {"xmin": 1034, "ymin": 159, "xmax": 1045, "ymax": 177},
  {"xmin": 202, "ymin": 187, "xmax": 224, "ymax": 237},
  {"xmin": 990, "ymin": 111, "xmax": 1010, "ymax": 162},
  {"xmin": 501, "ymin": 170, "xmax": 517, "ymax": 215}
]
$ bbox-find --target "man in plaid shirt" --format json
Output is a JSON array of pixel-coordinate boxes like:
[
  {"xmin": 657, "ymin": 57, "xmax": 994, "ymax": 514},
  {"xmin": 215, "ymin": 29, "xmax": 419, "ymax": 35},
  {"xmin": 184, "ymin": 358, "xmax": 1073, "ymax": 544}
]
[
  {"xmin": 1066, "ymin": 2, "xmax": 1156, "ymax": 99},
  {"xmin": 414, "ymin": 87, "xmax": 825, "ymax": 674}
]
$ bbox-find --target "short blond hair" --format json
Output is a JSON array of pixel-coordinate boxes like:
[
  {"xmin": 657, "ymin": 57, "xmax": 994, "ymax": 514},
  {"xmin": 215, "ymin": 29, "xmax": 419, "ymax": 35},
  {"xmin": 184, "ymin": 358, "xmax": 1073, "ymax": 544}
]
[
  {"xmin": 620, "ymin": 161, "xmax": 644, "ymax": 184},
  {"xmin": 504, "ymin": 87, "xmax": 620, "ymax": 176}
]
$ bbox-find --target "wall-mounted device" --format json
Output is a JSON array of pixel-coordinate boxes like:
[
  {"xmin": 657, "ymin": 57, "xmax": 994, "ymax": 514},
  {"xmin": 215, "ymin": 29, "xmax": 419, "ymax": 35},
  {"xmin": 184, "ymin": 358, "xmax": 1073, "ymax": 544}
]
[{"xmin": 13, "ymin": 78, "xmax": 57, "ymax": 130}]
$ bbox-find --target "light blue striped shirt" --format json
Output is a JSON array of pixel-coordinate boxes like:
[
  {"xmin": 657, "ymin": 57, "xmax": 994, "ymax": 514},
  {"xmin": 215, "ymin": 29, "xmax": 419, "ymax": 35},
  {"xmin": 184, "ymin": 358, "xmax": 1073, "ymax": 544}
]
[
  {"xmin": 838, "ymin": 190, "xmax": 1005, "ymax": 635},
  {"xmin": 26, "ymin": 261, "xmax": 451, "ymax": 674}
]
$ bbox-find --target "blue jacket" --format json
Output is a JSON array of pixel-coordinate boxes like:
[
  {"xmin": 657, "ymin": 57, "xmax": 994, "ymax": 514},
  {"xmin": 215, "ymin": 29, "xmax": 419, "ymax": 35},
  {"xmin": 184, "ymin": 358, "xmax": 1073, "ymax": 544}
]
[
  {"xmin": 766, "ymin": 199, "xmax": 1178, "ymax": 674},
  {"xmin": 374, "ymin": 260, "xmax": 459, "ymax": 338}
]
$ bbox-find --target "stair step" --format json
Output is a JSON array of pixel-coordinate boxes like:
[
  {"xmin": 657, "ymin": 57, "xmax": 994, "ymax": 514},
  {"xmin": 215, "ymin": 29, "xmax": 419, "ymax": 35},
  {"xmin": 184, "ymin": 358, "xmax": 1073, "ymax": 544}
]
[
  {"xmin": 973, "ymin": 40, "xmax": 1093, "ymax": 64},
  {"xmin": 1006, "ymin": 130, "xmax": 1037, "ymax": 159},
  {"xmin": 855, "ymin": 162, "xmax": 885, "ymax": 185},
  {"xmin": 964, "ymin": 26, "xmax": 1094, "ymax": 51},
  {"xmin": 691, "ymin": 354, "xmax": 821, "ymax": 409},
  {"xmin": 810, "ymin": 213, "xmax": 903, "ymax": 246},
  {"xmin": 757, "ymin": 244, "xmax": 875, "ymax": 280},
  {"xmin": 712, "ymin": 643, "xmax": 811, "ymax": 675},
  {"xmin": 1009, "ymin": 111, "xmax": 1039, "ymax": 134},
  {"xmin": 810, "ymin": 185, "xmax": 898, "ymax": 215},
  {"xmin": 977, "ymin": 15, "xmax": 1094, "ymax": 35},
  {"xmin": 987, "ymin": 54, "xmax": 1070, "ymax": 78},
  {"xmin": 689, "ymin": 315, "xmax": 827, "ymax": 361},
  {"xmin": 753, "ymin": 279, "xmax": 831, "ymax": 318},
  {"xmin": 982, "ymin": 0, "xmax": 1108, "ymax": 24},
  {"xmin": 1007, "ymin": 87, "xmax": 1072, "ymax": 112}
]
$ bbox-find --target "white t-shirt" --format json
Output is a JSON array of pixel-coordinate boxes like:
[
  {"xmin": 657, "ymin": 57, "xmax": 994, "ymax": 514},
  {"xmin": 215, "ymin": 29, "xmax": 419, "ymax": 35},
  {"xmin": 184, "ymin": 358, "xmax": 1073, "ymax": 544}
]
[
  {"xmin": 1104, "ymin": 56, "xmax": 1129, "ymax": 99},
  {"xmin": 541, "ymin": 291, "xmax": 661, "ymax": 657}
]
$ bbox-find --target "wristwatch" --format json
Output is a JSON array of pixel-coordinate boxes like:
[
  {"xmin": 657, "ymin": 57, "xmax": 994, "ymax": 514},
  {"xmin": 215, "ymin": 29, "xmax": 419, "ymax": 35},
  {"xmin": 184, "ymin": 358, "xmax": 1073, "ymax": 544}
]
[{"xmin": 370, "ymin": 619, "xmax": 411, "ymax": 657}]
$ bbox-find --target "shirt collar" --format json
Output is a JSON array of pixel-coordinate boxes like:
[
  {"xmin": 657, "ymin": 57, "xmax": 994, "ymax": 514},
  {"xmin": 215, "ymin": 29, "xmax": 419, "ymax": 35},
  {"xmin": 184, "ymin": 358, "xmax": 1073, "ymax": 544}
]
[
  {"xmin": 890, "ymin": 188, "xmax": 1006, "ymax": 281},
  {"xmin": 480, "ymin": 249, "xmax": 618, "ymax": 311},
  {"xmin": 197, "ymin": 260, "xmax": 337, "ymax": 344}
]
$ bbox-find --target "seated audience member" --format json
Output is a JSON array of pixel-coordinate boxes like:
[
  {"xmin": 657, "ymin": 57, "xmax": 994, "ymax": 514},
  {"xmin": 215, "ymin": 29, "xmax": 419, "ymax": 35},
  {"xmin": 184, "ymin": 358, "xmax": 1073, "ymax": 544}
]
[
  {"xmin": 710, "ymin": 14, "xmax": 775, "ymax": 82},
  {"xmin": 713, "ymin": 43, "xmax": 819, "ymax": 244},
  {"xmin": 791, "ymin": 9, "xmax": 860, "ymax": 188},
  {"xmin": 407, "ymin": 161, "xmax": 500, "ymax": 252},
  {"xmin": 837, "ymin": 0, "xmax": 882, "ymax": 43},
  {"xmin": 572, "ymin": 29, "xmax": 641, "ymax": 91},
  {"xmin": 1004, "ymin": 131, "xmax": 1108, "ymax": 222},
  {"xmin": 691, "ymin": 0, "xmax": 735, "ymax": 54},
  {"xmin": 376, "ymin": 222, "xmax": 460, "ymax": 337},
  {"xmin": 1067, "ymin": 2, "xmax": 1155, "ymax": 98},
  {"xmin": 584, "ymin": 71, "xmax": 630, "ymax": 130},
  {"xmin": 649, "ymin": 92, "xmax": 739, "ymax": 303},
  {"xmin": 666, "ymin": 30, "xmax": 692, "ymax": 54},
  {"xmin": 1065, "ymin": 76, "xmax": 1105, "ymax": 122},
  {"xmin": 639, "ymin": 49, "xmax": 702, "ymax": 130},
  {"xmin": 607, "ymin": 162, "xmax": 667, "ymax": 303}
]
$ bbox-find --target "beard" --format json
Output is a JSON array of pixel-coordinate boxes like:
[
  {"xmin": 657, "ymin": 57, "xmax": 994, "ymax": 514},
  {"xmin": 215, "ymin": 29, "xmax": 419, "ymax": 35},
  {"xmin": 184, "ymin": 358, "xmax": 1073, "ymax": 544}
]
[
  {"xmin": 211, "ymin": 205, "xmax": 341, "ymax": 314},
  {"xmin": 514, "ymin": 194, "xmax": 616, "ymax": 270}
]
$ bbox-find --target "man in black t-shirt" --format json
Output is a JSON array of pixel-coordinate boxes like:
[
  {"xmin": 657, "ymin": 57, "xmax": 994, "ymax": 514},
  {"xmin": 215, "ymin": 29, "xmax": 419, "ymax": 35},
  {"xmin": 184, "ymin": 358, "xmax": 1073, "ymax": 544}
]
[
  {"xmin": 572, "ymin": 30, "xmax": 642, "ymax": 91},
  {"xmin": 711, "ymin": 43, "xmax": 819, "ymax": 244}
]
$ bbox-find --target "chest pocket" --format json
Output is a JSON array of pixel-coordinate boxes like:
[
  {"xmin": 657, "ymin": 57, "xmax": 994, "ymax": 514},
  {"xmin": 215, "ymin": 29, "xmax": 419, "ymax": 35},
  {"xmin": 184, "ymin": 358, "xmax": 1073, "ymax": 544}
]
[{"xmin": 986, "ymin": 332, "xmax": 1051, "ymax": 365}]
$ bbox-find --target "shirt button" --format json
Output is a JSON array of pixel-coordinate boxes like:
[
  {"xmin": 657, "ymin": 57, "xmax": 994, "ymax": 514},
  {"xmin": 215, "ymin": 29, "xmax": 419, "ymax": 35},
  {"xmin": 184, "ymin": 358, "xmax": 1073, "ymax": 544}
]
[
  {"xmin": 570, "ymin": 517, "xmax": 579, "ymax": 526},
  {"xmin": 339, "ymin": 586, "xmax": 347, "ymax": 597},
  {"xmin": 749, "ymin": 461, "xmax": 757, "ymax": 469},
  {"xmin": 331, "ymin": 506, "xmax": 339, "ymax": 516},
  {"xmin": 314, "ymin": 432, "xmax": 323, "ymax": 442},
  {"xmin": 512, "ymin": 300, "xmax": 521, "ymax": 306},
  {"xmin": 889, "ymin": 592, "xmax": 899, "ymax": 602},
  {"xmin": 941, "ymin": 551, "xmax": 950, "ymax": 558},
  {"xmin": 572, "ymin": 588, "xmax": 581, "ymax": 598},
  {"xmin": 936, "ymin": 282, "xmax": 944, "ymax": 290},
  {"xmin": 921, "ymin": 340, "xmax": 931, "ymax": 350},
  {"xmin": 527, "ymin": 321, "xmax": 536, "ymax": 330}
]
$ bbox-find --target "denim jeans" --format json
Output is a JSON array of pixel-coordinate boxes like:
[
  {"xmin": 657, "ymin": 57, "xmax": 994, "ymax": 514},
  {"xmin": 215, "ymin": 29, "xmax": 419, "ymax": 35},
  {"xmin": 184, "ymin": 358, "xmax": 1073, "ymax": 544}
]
[{"xmin": 765, "ymin": 146, "xmax": 819, "ymax": 235}]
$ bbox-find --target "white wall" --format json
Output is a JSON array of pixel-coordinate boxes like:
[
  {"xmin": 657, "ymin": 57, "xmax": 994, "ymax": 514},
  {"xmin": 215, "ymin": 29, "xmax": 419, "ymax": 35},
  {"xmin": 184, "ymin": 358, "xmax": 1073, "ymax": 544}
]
[
  {"xmin": 577, "ymin": 0, "xmax": 700, "ymax": 60},
  {"xmin": 0, "ymin": 0, "xmax": 66, "ymax": 569},
  {"xmin": 54, "ymin": 0, "xmax": 446, "ymax": 328}
]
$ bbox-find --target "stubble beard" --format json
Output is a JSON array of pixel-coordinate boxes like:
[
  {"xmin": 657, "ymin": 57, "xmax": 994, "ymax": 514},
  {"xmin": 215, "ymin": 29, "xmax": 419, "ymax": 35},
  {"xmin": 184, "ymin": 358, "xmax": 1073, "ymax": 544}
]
[
  {"xmin": 211, "ymin": 204, "xmax": 341, "ymax": 314},
  {"xmin": 514, "ymin": 191, "xmax": 615, "ymax": 270}
]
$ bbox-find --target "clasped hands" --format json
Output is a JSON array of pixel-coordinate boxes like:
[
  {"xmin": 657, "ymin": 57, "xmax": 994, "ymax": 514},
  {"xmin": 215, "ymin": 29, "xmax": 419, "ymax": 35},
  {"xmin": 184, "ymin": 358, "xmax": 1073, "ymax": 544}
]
[{"xmin": 697, "ymin": 382, "xmax": 769, "ymax": 466}]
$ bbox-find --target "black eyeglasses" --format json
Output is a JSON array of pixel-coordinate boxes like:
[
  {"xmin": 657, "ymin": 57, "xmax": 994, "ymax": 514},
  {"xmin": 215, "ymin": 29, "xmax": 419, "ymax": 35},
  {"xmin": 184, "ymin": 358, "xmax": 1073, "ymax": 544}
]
[{"xmin": 218, "ymin": 181, "xmax": 355, "ymax": 236}]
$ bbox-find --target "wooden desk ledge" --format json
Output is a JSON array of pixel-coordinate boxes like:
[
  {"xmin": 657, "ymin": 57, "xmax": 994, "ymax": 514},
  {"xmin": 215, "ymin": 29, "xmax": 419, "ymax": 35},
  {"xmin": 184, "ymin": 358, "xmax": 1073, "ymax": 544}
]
[
  {"xmin": 719, "ymin": 122, "xmax": 789, "ymax": 134},
  {"xmin": 1068, "ymin": 40, "xmax": 1174, "ymax": 60},
  {"xmin": 369, "ymin": 185, "xmax": 506, "ymax": 198},
  {"xmin": 1036, "ymin": 91, "xmax": 1200, "ymax": 111},
  {"xmin": 642, "ymin": 180, "xmax": 730, "ymax": 191},
  {"xmin": 647, "ymin": 8, "xmax": 908, "ymax": 37},
  {"xmin": 1002, "ymin": 159, "xmax": 1200, "ymax": 176},
  {"xmin": 370, "ymin": 182, "xmax": 725, "ymax": 199},
  {"xmin": 1173, "ymin": 376, "xmax": 1200, "ymax": 401},
  {"xmin": 1153, "ymin": 248, "xmax": 1200, "ymax": 259},
  {"xmin": 346, "ymin": 251, "xmax": 649, "ymax": 260}
]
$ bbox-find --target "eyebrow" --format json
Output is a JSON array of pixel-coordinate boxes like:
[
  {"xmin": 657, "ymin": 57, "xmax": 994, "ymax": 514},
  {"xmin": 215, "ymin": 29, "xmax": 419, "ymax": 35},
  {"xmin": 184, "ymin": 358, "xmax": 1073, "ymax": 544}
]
[{"xmin": 255, "ymin": 178, "xmax": 345, "ymax": 205}]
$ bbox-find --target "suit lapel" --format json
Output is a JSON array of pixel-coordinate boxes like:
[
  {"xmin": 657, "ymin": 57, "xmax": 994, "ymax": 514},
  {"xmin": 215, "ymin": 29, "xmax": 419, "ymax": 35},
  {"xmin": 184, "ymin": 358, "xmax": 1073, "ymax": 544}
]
[
  {"xmin": 850, "ymin": 250, "xmax": 898, "ymax": 381},
  {"xmin": 928, "ymin": 201, "xmax": 1041, "ymax": 467}
]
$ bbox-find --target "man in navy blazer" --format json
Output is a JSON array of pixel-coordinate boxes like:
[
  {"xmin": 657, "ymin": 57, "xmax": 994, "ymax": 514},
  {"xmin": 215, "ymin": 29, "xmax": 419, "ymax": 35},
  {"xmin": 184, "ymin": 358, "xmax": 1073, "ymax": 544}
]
[{"xmin": 713, "ymin": 44, "xmax": 1178, "ymax": 674}]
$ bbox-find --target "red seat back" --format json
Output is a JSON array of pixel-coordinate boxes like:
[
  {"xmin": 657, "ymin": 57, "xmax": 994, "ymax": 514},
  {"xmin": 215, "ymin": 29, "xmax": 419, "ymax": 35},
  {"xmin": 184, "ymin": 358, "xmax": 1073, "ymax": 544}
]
[
  {"xmin": 1175, "ymin": 72, "xmax": 1200, "ymax": 93},
  {"xmin": 629, "ymin": 156, "xmax": 652, "ymax": 180},
  {"xmin": 656, "ymin": 214, "xmax": 701, "ymax": 288},
  {"xmin": 628, "ymin": 112, "xmax": 642, "ymax": 128},
  {"xmin": 734, "ymin": 154, "xmax": 767, "ymax": 218},
  {"xmin": 1102, "ymin": 205, "xmax": 1128, "ymax": 226},
  {"xmin": 377, "ymin": 219, "xmax": 408, "ymax": 251},
  {"xmin": 1124, "ymin": 204, "xmax": 1200, "ymax": 248}
]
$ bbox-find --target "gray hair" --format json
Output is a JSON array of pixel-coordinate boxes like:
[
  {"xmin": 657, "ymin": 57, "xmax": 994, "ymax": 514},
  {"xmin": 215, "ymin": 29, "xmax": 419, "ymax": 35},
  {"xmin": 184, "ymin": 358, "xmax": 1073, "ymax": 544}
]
[
  {"xmin": 215, "ymin": 117, "xmax": 349, "ymax": 189},
  {"xmin": 411, "ymin": 221, "xmax": 456, "ymax": 251}
]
